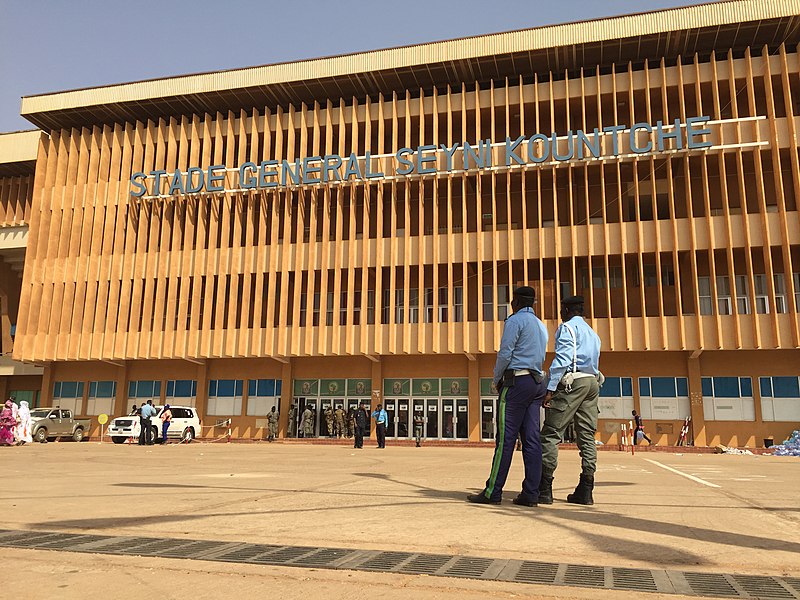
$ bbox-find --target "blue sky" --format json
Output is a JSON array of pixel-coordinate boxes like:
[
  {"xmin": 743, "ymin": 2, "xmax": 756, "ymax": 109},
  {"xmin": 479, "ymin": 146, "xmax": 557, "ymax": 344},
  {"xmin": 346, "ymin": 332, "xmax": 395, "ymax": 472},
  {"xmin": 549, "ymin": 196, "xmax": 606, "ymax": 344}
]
[{"xmin": 0, "ymin": 0, "xmax": 713, "ymax": 132}]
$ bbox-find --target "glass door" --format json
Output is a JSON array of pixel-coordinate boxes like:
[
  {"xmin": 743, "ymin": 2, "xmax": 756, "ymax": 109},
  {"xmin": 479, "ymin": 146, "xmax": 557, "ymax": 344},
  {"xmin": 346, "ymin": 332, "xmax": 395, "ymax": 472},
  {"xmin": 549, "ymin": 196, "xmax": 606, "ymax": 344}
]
[
  {"xmin": 320, "ymin": 400, "xmax": 332, "ymax": 437},
  {"xmin": 396, "ymin": 400, "xmax": 410, "ymax": 438},
  {"xmin": 441, "ymin": 399, "xmax": 455, "ymax": 438},
  {"xmin": 385, "ymin": 400, "xmax": 397, "ymax": 437},
  {"xmin": 456, "ymin": 399, "xmax": 469, "ymax": 439},
  {"xmin": 425, "ymin": 399, "xmax": 439, "ymax": 438},
  {"xmin": 481, "ymin": 398, "xmax": 496, "ymax": 440},
  {"xmin": 302, "ymin": 398, "xmax": 318, "ymax": 437}
]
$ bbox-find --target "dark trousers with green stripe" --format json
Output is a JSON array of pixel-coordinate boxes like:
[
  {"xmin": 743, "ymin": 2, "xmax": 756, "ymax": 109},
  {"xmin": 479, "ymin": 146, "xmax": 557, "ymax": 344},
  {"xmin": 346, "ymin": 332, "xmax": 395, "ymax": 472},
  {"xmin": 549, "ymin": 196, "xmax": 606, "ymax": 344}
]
[{"xmin": 483, "ymin": 375, "xmax": 547, "ymax": 502}]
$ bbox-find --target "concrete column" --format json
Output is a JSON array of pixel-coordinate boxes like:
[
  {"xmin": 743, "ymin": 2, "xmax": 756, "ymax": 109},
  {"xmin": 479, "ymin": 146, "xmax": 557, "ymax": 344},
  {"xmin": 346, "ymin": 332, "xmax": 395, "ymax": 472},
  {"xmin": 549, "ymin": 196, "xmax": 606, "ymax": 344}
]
[
  {"xmin": 113, "ymin": 362, "xmax": 129, "ymax": 418},
  {"xmin": 687, "ymin": 351, "xmax": 707, "ymax": 446},
  {"xmin": 277, "ymin": 359, "xmax": 292, "ymax": 438},
  {"xmin": 40, "ymin": 363, "xmax": 53, "ymax": 407},
  {"xmin": 195, "ymin": 360, "xmax": 208, "ymax": 434},
  {"xmin": 370, "ymin": 358, "xmax": 382, "ymax": 440},
  {"xmin": 468, "ymin": 355, "xmax": 480, "ymax": 441}
]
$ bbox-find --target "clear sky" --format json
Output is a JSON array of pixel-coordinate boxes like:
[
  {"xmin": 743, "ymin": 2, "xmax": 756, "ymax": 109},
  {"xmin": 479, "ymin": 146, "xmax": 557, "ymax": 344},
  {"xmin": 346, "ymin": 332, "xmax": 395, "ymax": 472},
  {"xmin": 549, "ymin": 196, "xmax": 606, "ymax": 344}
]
[{"xmin": 1, "ymin": 0, "xmax": 714, "ymax": 132}]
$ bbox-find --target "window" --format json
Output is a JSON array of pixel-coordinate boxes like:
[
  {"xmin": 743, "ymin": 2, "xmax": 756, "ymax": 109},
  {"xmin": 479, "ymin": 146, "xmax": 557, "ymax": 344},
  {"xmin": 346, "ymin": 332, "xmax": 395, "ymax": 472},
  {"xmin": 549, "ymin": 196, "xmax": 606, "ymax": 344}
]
[
  {"xmin": 353, "ymin": 290, "xmax": 361, "ymax": 325},
  {"xmin": 735, "ymin": 275, "xmax": 750, "ymax": 314},
  {"xmin": 53, "ymin": 381, "xmax": 85, "ymax": 415},
  {"xmin": 207, "ymin": 379, "xmax": 243, "ymax": 416},
  {"xmin": 701, "ymin": 376, "xmax": 755, "ymax": 421},
  {"xmin": 643, "ymin": 265, "xmax": 658, "ymax": 287},
  {"xmin": 87, "ymin": 381, "xmax": 117, "ymax": 416},
  {"xmin": 759, "ymin": 376, "xmax": 800, "ymax": 421},
  {"xmin": 339, "ymin": 291, "xmax": 348, "ymax": 326},
  {"xmin": 698, "ymin": 276, "xmax": 712, "ymax": 315},
  {"xmin": 482, "ymin": 285, "xmax": 510, "ymax": 321},
  {"xmin": 794, "ymin": 273, "xmax": 800, "ymax": 311},
  {"xmin": 366, "ymin": 290, "xmax": 375, "ymax": 325},
  {"xmin": 246, "ymin": 379, "xmax": 282, "ymax": 416},
  {"xmin": 754, "ymin": 274, "xmax": 769, "ymax": 314},
  {"xmin": 312, "ymin": 292, "xmax": 321, "ymax": 326},
  {"xmin": 609, "ymin": 266, "xmax": 623, "ymax": 289},
  {"xmin": 409, "ymin": 288, "xmax": 419, "ymax": 324},
  {"xmin": 638, "ymin": 377, "xmax": 690, "ymax": 420},
  {"xmin": 128, "ymin": 380, "xmax": 161, "ymax": 406},
  {"xmin": 165, "ymin": 380, "xmax": 197, "ymax": 407},
  {"xmin": 394, "ymin": 289, "xmax": 404, "ymax": 324},
  {"xmin": 559, "ymin": 281, "xmax": 572, "ymax": 299},
  {"xmin": 299, "ymin": 293, "xmax": 308, "ymax": 326},
  {"xmin": 424, "ymin": 288, "xmax": 434, "ymax": 323},
  {"xmin": 774, "ymin": 274, "xmax": 787, "ymax": 314},
  {"xmin": 716, "ymin": 276, "xmax": 732, "ymax": 315},
  {"xmin": 326, "ymin": 292, "xmax": 334, "ymax": 326},
  {"xmin": 453, "ymin": 286, "xmax": 463, "ymax": 322},
  {"xmin": 597, "ymin": 377, "xmax": 634, "ymax": 419}
]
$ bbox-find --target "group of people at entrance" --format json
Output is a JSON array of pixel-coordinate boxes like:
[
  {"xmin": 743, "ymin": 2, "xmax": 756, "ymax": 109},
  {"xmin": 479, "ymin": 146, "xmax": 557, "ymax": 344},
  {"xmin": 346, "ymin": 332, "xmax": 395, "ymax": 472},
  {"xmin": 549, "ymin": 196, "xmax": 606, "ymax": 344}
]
[
  {"xmin": 469, "ymin": 287, "xmax": 603, "ymax": 507},
  {"xmin": 0, "ymin": 398, "xmax": 32, "ymax": 446}
]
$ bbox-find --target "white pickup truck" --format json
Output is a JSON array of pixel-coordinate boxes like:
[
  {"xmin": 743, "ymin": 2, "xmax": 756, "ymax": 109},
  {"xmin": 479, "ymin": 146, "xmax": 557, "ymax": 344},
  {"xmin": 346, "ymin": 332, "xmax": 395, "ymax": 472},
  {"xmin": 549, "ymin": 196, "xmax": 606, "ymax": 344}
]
[{"xmin": 106, "ymin": 406, "xmax": 202, "ymax": 444}]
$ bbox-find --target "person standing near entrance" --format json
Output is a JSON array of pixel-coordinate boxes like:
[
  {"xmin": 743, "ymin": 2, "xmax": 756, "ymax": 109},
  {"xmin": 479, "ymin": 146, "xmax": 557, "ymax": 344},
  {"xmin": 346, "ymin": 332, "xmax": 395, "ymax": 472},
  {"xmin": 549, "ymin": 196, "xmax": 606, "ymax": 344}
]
[
  {"xmin": 267, "ymin": 406, "xmax": 279, "ymax": 442},
  {"xmin": 15, "ymin": 400, "xmax": 32, "ymax": 445},
  {"xmin": 372, "ymin": 404, "xmax": 388, "ymax": 448},
  {"xmin": 288, "ymin": 405, "xmax": 297, "ymax": 437},
  {"xmin": 301, "ymin": 405, "xmax": 314, "ymax": 438},
  {"xmin": 354, "ymin": 402, "xmax": 369, "ymax": 448},
  {"xmin": 540, "ymin": 295, "xmax": 602, "ymax": 506},
  {"xmin": 324, "ymin": 406, "xmax": 335, "ymax": 437},
  {"xmin": 632, "ymin": 410, "xmax": 653, "ymax": 445},
  {"xmin": 468, "ymin": 286, "xmax": 548, "ymax": 506},
  {"xmin": 413, "ymin": 411, "xmax": 424, "ymax": 447},
  {"xmin": 334, "ymin": 406, "xmax": 346, "ymax": 438},
  {"xmin": 139, "ymin": 400, "xmax": 156, "ymax": 445},
  {"xmin": 160, "ymin": 404, "xmax": 173, "ymax": 444}
]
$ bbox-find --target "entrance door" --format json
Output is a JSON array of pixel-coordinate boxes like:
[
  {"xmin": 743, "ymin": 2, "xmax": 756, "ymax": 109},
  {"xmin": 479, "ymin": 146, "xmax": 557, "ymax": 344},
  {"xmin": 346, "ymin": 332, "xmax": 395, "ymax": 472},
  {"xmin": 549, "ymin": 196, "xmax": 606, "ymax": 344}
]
[
  {"xmin": 385, "ymin": 400, "xmax": 396, "ymax": 437},
  {"xmin": 481, "ymin": 398, "xmax": 496, "ymax": 440},
  {"xmin": 395, "ymin": 400, "xmax": 410, "ymax": 438},
  {"xmin": 441, "ymin": 399, "xmax": 455, "ymax": 439},
  {"xmin": 302, "ymin": 398, "xmax": 318, "ymax": 437},
  {"xmin": 456, "ymin": 399, "xmax": 469, "ymax": 439},
  {"xmin": 425, "ymin": 399, "xmax": 439, "ymax": 438},
  {"xmin": 320, "ymin": 400, "xmax": 332, "ymax": 437}
]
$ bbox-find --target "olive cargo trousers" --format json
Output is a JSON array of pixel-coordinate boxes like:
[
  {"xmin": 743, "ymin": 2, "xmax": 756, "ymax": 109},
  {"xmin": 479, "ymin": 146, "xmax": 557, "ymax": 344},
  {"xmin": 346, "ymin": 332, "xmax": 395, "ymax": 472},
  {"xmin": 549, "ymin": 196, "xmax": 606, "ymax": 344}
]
[{"xmin": 541, "ymin": 376, "xmax": 600, "ymax": 477}]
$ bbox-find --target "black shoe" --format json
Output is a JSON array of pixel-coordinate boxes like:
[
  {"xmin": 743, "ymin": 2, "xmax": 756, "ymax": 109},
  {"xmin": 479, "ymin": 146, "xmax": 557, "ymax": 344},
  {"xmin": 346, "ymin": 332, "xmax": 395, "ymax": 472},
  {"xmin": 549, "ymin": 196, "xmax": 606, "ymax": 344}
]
[
  {"xmin": 467, "ymin": 493, "xmax": 501, "ymax": 505},
  {"xmin": 567, "ymin": 473, "xmax": 595, "ymax": 505},
  {"xmin": 538, "ymin": 474, "xmax": 554, "ymax": 505},
  {"xmin": 512, "ymin": 494, "xmax": 538, "ymax": 507}
]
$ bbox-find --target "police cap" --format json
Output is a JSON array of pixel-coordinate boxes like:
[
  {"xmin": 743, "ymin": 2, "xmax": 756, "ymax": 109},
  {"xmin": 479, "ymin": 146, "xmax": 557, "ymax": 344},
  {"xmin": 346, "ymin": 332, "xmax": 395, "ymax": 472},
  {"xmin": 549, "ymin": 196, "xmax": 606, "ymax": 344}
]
[
  {"xmin": 561, "ymin": 295, "xmax": 585, "ymax": 307},
  {"xmin": 513, "ymin": 286, "xmax": 536, "ymax": 300}
]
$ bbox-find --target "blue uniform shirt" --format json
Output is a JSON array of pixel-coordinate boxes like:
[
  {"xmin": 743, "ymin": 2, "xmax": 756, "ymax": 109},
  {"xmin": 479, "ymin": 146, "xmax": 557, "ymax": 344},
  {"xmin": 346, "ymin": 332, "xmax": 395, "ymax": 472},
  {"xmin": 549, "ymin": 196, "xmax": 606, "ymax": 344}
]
[
  {"xmin": 372, "ymin": 408, "xmax": 388, "ymax": 425},
  {"xmin": 547, "ymin": 316, "xmax": 601, "ymax": 392},
  {"xmin": 140, "ymin": 404, "xmax": 156, "ymax": 419},
  {"xmin": 493, "ymin": 306, "xmax": 549, "ymax": 386}
]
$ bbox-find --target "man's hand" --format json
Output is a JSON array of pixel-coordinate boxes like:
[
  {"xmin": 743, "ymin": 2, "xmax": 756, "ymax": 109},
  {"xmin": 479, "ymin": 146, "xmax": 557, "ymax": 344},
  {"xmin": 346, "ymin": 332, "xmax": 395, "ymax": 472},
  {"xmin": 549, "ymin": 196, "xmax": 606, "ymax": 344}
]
[{"xmin": 543, "ymin": 391, "xmax": 553, "ymax": 408}]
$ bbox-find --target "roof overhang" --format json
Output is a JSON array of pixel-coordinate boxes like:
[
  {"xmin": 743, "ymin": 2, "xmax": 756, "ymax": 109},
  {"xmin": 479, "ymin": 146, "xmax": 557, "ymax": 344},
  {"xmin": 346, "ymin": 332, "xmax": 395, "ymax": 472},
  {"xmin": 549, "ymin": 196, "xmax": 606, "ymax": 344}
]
[
  {"xmin": 0, "ymin": 130, "xmax": 42, "ymax": 177},
  {"xmin": 19, "ymin": 0, "xmax": 800, "ymax": 131}
]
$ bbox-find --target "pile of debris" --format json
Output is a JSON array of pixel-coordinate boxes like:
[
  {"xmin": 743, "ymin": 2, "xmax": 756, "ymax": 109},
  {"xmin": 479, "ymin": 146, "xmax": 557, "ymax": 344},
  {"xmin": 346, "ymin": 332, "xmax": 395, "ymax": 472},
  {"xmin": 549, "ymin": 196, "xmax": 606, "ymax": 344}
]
[
  {"xmin": 714, "ymin": 444, "xmax": 753, "ymax": 455},
  {"xmin": 770, "ymin": 430, "xmax": 800, "ymax": 457}
]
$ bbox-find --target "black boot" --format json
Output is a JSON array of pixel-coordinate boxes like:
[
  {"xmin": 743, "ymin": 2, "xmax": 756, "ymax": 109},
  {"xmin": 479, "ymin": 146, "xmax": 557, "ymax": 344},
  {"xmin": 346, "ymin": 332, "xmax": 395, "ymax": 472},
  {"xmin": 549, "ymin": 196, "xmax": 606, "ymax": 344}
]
[
  {"xmin": 538, "ymin": 474, "xmax": 554, "ymax": 505},
  {"xmin": 567, "ymin": 472, "xmax": 594, "ymax": 505}
]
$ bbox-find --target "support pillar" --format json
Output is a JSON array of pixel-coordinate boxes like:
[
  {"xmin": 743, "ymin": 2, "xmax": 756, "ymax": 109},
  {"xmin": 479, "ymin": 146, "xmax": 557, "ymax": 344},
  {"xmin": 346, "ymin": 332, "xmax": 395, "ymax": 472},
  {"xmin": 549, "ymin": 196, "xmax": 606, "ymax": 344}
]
[
  {"xmin": 370, "ymin": 357, "xmax": 382, "ymax": 440},
  {"xmin": 467, "ymin": 355, "xmax": 480, "ymax": 441},
  {"xmin": 687, "ymin": 351, "xmax": 707, "ymax": 447},
  {"xmin": 278, "ymin": 359, "xmax": 292, "ymax": 438},
  {"xmin": 195, "ymin": 360, "xmax": 208, "ymax": 437},
  {"xmin": 40, "ymin": 363, "xmax": 53, "ymax": 407},
  {"xmin": 113, "ymin": 361, "xmax": 128, "ymax": 418}
]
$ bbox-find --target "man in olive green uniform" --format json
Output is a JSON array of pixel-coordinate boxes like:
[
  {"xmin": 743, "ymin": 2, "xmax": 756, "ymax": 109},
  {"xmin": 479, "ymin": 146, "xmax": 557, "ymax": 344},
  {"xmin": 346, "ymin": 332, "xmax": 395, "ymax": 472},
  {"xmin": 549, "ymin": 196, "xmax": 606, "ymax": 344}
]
[
  {"xmin": 267, "ymin": 406, "xmax": 279, "ymax": 442},
  {"xmin": 288, "ymin": 405, "xmax": 297, "ymax": 437},
  {"xmin": 334, "ymin": 406, "xmax": 346, "ymax": 438},
  {"xmin": 347, "ymin": 408, "xmax": 355, "ymax": 438},
  {"xmin": 302, "ymin": 406, "xmax": 314, "ymax": 438},
  {"xmin": 324, "ymin": 406, "xmax": 335, "ymax": 438},
  {"xmin": 540, "ymin": 296, "xmax": 602, "ymax": 506}
]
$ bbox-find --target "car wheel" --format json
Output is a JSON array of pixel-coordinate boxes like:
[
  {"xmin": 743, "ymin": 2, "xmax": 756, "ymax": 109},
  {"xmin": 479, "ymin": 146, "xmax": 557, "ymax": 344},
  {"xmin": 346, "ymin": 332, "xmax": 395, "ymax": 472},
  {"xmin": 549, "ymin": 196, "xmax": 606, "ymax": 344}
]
[
  {"xmin": 35, "ymin": 428, "xmax": 48, "ymax": 443},
  {"xmin": 112, "ymin": 436, "xmax": 126, "ymax": 444},
  {"xmin": 182, "ymin": 427, "xmax": 194, "ymax": 443},
  {"xmin": 72, "ymin": 428, "xmax": 85, "ymax": 442}
]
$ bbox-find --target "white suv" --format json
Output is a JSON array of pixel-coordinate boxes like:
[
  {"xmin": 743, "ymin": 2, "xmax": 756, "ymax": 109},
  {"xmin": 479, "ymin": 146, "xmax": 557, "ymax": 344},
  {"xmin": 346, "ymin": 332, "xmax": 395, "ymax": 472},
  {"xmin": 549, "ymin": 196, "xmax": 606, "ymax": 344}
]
[{"xmin": 107, "ymin": 406, "xmax": 202, "ymax": 444}]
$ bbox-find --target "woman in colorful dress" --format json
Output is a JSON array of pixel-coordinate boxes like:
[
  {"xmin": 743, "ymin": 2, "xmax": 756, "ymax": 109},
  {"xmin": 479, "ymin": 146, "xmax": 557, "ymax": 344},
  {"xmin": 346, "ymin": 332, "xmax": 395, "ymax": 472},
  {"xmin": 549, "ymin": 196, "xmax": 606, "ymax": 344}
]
[
  {"xmin": 15, "ymin": 400, "xmax": 32, "ymax": 445},
  {"xmin": 0, "ymin": 400, "xmax": 16, "ymax": 446}
]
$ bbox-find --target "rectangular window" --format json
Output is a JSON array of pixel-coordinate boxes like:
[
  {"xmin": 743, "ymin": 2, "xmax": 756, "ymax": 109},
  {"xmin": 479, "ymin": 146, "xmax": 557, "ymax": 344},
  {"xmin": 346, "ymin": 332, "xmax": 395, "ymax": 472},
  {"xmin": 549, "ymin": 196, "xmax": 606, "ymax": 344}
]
[
  {"xmin": 735, "ymin": 275, "xmax": 750, "ymax": 314},
  {"xmin": 312, "ymin": 292, "xmax": 320, "ymax": 326},
  {"xmin": 482, "ymin": 285, "xmax": 493, "ymax": 321},
  {"xmin": 207, "ymin": 379, "xmax": 243, "ymax": 416},
  {"xmin": 638, "ymin": 377, "xmax": 690, "ymax": 420},
  {"xmin": 701, "ymin": 376, "xmax": 755, "ymax": 421},
  {"xmin": 53, "ymin": 381, "xmax": 85, "ymax": 415},
  {"xmin": 353, "ymin": 290, "xmax": 361, "ymax": 325},
  {"xmin": 453, "ymin": 286, "xmax": 464, "ymax": 322},
  {"xmin": 382, "ymin": 289, "xmax": 391, "ymax": 324},
  {"xmin": 326, "ymin": 291, "xmax": 334, "ymax": 326},
  {"xmin": 299, "ymin": 294, "xmax": 307, "ymax": 326},
  {"xmin": 366, "ymin": 290, "xmax": 375, "ymax": 325},
  {"xmin": 759, "ymin": 376, "xmax": 800, "ymax": 422},
  {"xmin": 794, "ymin": 273, "xmax": 800, "ymax": 311},
  {"xmin": 482, "ymin": 285, "xmax": 509, "ymax": 321},
  {"xmin": 424, "ymin": 287, "xmax": 434, "ymax": 323},
  {"xmin": 609, "ymin": 266, "xmax": 623, "ymax": 289},
  {"xmin": 716, "ymin": 276, "xmax": 732, "ymax": 315},
  {"xmin": 87, "ymin": 381, "xmax": 116, "ymax": 416},
  {"xmin": 597, "ymin": 376, "xmax": 634, "ymax": 419},
  {"xmin": 643, "ymin": 265, "xmax": 658, "ymax": 287},
  {"xmin": 774, "ymin": 274, "xmax": 787, "ymax": 314},
  {"xmin": 408, "ymin": 288, "xmax": 419, "ymax": 324},
  {"xmin": 246, "ymin": 379, "xmax": 282, "ymax": 416},
  {"xmin": 394, "ymin": 289, "xmax": 404, "ymax": 324},
  {"xmin": 754, "ymin": 274, "xmax": 769, "ymax": 314},
  {"xmin": 698, "ymin": 276, "xmax": 712, "ymax": 315},
  {"xmin": 128, "ymin": 380, "xmax": 162, "ymax": 408},
  {"xmin": 165, "ymin": 380, "xmax": 197, "ymax": 407},
  {"xmin": 339, "ymin": 291, "xmax": 348, "ymax": 326}
]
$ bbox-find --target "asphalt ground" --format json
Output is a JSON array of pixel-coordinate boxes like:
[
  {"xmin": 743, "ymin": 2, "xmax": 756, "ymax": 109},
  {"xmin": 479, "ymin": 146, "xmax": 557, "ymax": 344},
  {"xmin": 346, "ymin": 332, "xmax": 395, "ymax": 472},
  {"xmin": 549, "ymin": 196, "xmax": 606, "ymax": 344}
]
[{"xmin": 3, "ymin": 440, "xmax": 799, "ymax": 598}]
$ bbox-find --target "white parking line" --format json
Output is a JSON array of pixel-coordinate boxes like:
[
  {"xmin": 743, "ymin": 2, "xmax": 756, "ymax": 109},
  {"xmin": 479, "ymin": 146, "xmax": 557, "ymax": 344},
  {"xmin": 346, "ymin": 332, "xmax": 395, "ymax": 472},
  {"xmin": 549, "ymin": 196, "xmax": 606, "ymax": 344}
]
[{"xmin": 643, "ymin": 459, "xmax": 721, "ymax": 488}]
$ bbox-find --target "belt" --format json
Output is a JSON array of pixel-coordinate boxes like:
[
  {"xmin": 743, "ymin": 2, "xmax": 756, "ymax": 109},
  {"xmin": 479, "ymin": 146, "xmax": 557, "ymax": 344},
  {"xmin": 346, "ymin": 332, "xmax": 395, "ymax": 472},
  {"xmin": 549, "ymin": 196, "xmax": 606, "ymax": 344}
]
[
  {"xmin": 571, "ymin": 372, "xmax": 596, "ymax": 380},
  {"xmin": 514, "ymin": 369, "xmax": 531, "ymax": 376}
]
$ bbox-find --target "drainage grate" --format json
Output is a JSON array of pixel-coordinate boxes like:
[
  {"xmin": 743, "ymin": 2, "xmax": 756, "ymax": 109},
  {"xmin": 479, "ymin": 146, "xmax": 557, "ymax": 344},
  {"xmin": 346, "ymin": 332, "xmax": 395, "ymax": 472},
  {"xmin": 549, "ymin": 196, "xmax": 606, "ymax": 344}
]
[
  {"xmin": 360, "ymin": 551, "xmax": 413, "ymax": 571},
  {"xmin": 613, "ymin": 567, "xmax": 658, "ymax": 592},
  {"xmin": 3, "ymin": 528, "xmax": 799, "ymax": 599},
  {"xmin": 733, "ymin": 575, "xmax": 796, "ymax": 599},
  {"xmin": 564, "ymin": 565, "xmax": 606, "ymax": 588},
  {"xmin": 514, "ymin": 561, "xmax": 559, "ymax": 584},
  {"xmin": 684, "ymin": 572, "xmax": 739, "ymax": 597},
  {"xmin": 444, "ymin": 557, "xmax": 493, "ymax": 578},
  {"xmin": 400, "ymin": 554, "xmax": 452, "ymax": 575}
]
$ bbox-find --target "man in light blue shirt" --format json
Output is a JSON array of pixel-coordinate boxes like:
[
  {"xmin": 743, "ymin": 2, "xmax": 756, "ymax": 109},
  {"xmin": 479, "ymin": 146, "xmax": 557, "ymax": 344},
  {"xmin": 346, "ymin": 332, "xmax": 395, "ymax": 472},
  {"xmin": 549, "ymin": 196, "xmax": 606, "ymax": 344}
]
[
  {"xmin": 371, "ymin": 404, "xmax": 388, "ymax": 448},
  {"xmin": 540, "ymin": 295, "xmax": 602, "ymax": 506},
  {"xmin": 468, "ymin": 286, "xmax": 549, "ymax": 507},
  {"xmin": 138, "ymin": 400, "xmax": 157, "ymax": 446}
]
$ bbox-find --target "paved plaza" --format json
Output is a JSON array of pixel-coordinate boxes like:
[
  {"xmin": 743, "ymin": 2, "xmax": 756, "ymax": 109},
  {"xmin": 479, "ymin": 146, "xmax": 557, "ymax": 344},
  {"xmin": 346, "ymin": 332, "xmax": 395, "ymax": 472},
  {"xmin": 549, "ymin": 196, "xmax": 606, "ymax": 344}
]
[{"xmin": 3, "ymin": 441, "xmax": 800, "ymax": 599}]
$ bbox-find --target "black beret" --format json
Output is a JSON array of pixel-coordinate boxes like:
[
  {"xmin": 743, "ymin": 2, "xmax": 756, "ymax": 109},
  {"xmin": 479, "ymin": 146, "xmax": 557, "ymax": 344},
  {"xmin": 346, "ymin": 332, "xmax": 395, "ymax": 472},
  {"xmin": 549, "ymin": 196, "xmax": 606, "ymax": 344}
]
[
  {"xmin": 513, "ymin": 286, "xmax": 536, "ymax": 299},
  {"xmin": 561, "ymin": 295, "xmax": 585, "ymax": 306}
]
